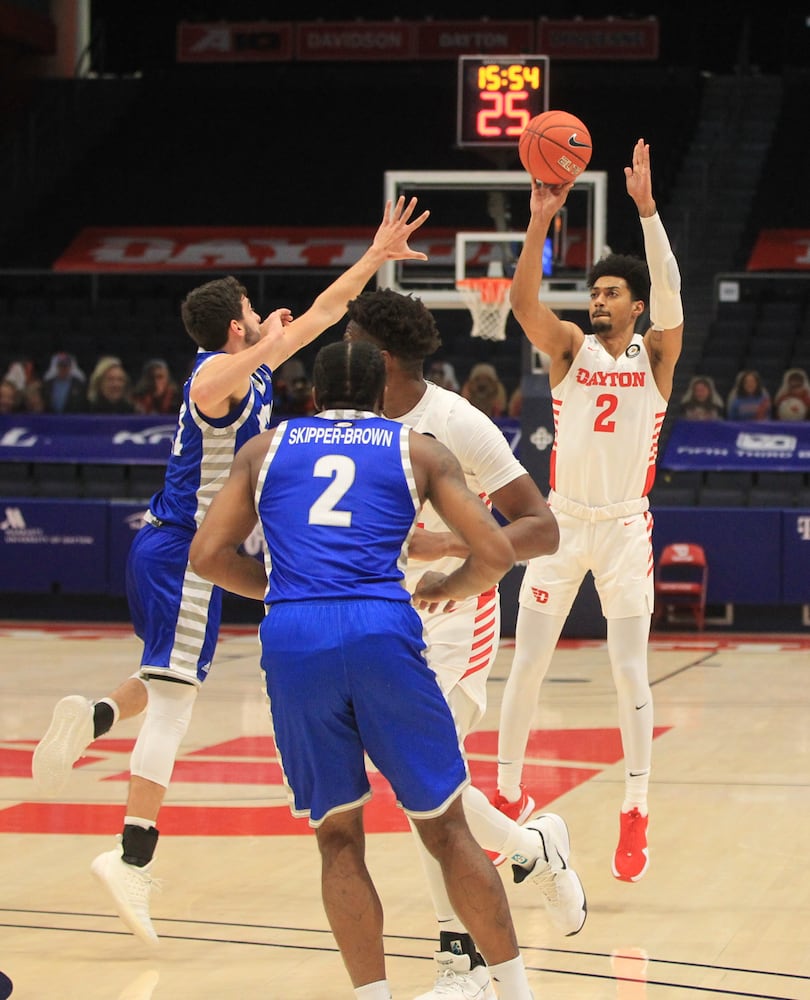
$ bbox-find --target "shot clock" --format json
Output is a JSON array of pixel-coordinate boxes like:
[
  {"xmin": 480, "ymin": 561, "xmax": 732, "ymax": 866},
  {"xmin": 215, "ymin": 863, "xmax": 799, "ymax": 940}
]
[{"xmin": 457, "ymin": 54, "xmax": 549, "ymax": 148}]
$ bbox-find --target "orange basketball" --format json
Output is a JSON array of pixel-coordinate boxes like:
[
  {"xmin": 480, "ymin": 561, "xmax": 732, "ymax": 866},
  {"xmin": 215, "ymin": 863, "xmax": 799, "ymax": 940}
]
[{"xmin": 518, "ymin": 110, "xmax": 592, "ymax": 185}]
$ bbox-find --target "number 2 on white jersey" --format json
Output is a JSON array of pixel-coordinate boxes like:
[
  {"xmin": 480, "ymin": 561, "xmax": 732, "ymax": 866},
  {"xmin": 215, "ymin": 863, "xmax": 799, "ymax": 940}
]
[
  {"xmin": 309, "ymin": 455, "xmax": 355, "ymax": 526},
  {"xmin": 594, "ymin": 392, "xmax": 618, "ymax": 432}
]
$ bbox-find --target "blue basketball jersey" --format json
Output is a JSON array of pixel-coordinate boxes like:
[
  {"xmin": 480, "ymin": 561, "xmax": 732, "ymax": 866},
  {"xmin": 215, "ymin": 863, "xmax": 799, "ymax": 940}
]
[
  {"xmin": 150, "ymin": 351, "xmax": 274, "ymax": 531},
  {"xmin": 257, "ymin": 410, "xmax": 420, "ymax": 604}
]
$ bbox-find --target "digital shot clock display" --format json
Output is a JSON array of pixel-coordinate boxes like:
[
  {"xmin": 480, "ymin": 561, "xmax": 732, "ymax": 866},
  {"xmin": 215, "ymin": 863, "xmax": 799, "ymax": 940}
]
[{"xmin": 457, "ymin": 55, "xmax": 549, "ymax": 148}]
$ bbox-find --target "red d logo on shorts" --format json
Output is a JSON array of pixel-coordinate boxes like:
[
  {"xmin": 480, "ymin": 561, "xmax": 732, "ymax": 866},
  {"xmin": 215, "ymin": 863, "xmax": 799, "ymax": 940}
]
[{"xmin": 530, "ymin": 587, "xmax": 549, "ymax": 604}]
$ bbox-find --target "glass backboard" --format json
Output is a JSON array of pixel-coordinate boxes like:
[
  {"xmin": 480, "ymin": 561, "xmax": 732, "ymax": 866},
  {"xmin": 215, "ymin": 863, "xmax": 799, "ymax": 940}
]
[{"xmin": 377, "ymin": 169, "xmax": 607, "ymax": 310}]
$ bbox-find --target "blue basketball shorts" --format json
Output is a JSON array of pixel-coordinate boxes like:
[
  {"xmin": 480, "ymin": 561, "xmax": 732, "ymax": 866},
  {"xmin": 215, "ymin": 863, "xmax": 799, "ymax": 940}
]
[
  {"xmin": 126, "ymin": 522, "xmax": 223, "ymax": 685},
  {"xmin": 259, "ymin": 597, "xmax": 470, "ymax": 826}
]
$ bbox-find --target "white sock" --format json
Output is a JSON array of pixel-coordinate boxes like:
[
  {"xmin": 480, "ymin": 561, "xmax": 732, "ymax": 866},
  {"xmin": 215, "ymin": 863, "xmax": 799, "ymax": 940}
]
[
  {"xmin": 623, "ymin": 768, "xmax": 650, "ymax": 815},
  {"xmin": 489, "ymin": 954, "xmax": 533, "ymax": 999},
  {"xmin": 123, "ymin": 815, "xmax": 156, "ymax": 830},
  {"xmin": 354, "ymin": 981, "xmax": 391, "ymax": 1000},
  {"xmin": 497, "ymin": 769, "xmax": 523, "ymax": 804},
  {"xmin": 437, "ymin": 917, "xmax": 467, "ymax": 935}
]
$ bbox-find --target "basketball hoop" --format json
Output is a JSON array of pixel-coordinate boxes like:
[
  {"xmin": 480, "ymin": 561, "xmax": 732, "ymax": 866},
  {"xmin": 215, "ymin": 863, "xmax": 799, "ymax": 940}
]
[{"xmin": 456, "ymin": 277, "xmax": 513, "ymax": 342}]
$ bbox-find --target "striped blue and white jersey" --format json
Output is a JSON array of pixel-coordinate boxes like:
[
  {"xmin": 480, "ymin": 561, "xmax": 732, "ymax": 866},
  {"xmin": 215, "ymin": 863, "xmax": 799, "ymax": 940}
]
[
  {"xmin": 149, "ymin": 350, "xmax": 274, "ymax": 531},
  {"xmin": 256, "ymin": 410, "xmax": 420, "ymax": 604}
]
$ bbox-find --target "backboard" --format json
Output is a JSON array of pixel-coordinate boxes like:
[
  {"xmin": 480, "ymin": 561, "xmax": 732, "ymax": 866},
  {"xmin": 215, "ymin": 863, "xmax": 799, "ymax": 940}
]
[{"xmin": 377, "ymin": 169, "xmax": 607, "ymax": 310}]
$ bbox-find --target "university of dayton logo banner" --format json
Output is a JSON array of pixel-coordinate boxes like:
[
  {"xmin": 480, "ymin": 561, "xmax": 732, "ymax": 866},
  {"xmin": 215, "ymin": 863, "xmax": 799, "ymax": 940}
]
[
  {"xmin": 52, "ymin": 227, "xmax": 381, "ymax": 271},
  {"xmin": 53, "ymin": 227, "xmax": 590, "ymax": 273}
]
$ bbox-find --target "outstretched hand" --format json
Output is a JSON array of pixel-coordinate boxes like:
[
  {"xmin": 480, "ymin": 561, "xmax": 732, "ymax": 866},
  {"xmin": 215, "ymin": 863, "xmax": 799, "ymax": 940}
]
[
  {"xmin": 529, "ymin": 178, "xmax": 574, "ymax": 218},
  {"xmin": 259, "ymin": 307, "xmax": 293, "ymax": 341},
  {"xmin": 372, "ymin": 196, "xmax": 430, "ymax": 261},
  {"xmin": 624, "ymin": 138, "xmax": 656, "ymax": 217}
]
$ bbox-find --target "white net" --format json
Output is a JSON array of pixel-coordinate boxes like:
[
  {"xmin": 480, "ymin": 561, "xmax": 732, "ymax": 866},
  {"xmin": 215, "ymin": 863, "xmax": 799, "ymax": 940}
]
[{"xmin": 456, "ymin": 278, "xmax": 513, "ymax": 341}]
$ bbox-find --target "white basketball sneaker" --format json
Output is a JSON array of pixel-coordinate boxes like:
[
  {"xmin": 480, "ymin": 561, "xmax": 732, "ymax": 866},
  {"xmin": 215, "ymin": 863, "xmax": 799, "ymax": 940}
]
[
  {"xmin": 32, "ymin": 695, "xmax": 95, "ymax": 794},
  {"xmin": 414, "ymin": 951, "xmax": 496, "ymax": 999},
  {"xmin": 513, "ymin": 812, "xmax": 587, "ymax": 936},
  {"xmin": 91, "ymin": 838, "xmax": 160, "ymax": 946}
]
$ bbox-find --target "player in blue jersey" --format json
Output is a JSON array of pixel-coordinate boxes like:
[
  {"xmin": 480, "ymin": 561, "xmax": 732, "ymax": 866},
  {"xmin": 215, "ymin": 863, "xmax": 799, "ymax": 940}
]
[
  {"xmin": 189, "ymin": 338, "xmax": 536, "ymax": 1000},
  {"xmin": 31, "ymin": 196, "xmax": 430, "ymax": 944}
]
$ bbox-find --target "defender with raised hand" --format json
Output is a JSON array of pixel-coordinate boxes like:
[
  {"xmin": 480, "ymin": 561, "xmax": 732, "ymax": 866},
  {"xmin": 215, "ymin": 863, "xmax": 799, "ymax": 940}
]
[{"xmin": 32, "ymin": 196, "xmax": 431, "ymax": 945}]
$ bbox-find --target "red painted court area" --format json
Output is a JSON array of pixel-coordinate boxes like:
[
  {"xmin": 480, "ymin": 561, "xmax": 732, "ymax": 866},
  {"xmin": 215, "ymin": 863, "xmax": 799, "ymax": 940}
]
[
  {"xmin": 0, "ymin": 726, "xmax": 670, "ymax": 836},
  {"xmin": 6, "ymin": 623, "xmax": 806, "ymax": 838}
]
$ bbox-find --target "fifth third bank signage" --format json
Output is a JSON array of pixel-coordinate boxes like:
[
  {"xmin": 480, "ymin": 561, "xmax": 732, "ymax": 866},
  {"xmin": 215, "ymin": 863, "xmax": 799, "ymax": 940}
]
[{"xmin": 662, "ymin": 420, "xmax": 810, "ymax": 471}]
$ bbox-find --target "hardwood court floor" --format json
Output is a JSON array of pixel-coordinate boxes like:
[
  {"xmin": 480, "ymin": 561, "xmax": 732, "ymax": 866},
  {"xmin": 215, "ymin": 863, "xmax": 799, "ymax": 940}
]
[{"xmin": 1, "ymin": 622, "xmax": 809, "ymax": 999}]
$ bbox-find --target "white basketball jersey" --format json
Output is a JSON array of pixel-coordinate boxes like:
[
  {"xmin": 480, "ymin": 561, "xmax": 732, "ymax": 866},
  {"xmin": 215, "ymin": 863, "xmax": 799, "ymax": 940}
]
[
  {"xmin": 396, "ymin": 382, "xmax": 528, "ymax": 589},
  {"xmin": 550, "ymin": 334, "xmax": 667, "ymax": 507}
]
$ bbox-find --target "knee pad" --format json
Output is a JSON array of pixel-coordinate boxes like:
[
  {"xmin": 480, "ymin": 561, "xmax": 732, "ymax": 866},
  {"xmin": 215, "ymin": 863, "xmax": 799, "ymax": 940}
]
[{"xmin": 130, "ymin": 680, "xmax": 198, "ymax": 787}]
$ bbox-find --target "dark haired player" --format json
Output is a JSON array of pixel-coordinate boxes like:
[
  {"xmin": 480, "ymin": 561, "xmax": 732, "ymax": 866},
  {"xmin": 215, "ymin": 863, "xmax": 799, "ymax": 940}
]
[
  {"xmin": 344, "ymin": 288, "xmax": 586, "ymax": 1000},
  {"xmin": 32, "ymin": 197, "xmax": 430, "ymax": 944},
  {"xmin": 494, "ymin": 139, "xmax": 684, "ymax": 883},
  {"xmin": 189, "ymin": 339, "xmax": 537, "ymax": 1000}
]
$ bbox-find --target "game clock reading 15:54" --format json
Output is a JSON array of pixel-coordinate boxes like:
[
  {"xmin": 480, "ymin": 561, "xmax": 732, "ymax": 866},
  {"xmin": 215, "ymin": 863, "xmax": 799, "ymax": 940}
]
[{"xmin": 457, "ymin": 55, "xmax": 549, "ymax": 148}]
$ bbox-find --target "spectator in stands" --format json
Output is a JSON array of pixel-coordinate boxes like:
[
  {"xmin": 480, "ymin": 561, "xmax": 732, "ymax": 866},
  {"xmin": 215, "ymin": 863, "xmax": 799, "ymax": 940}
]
[
  {"xmin": 86, "ymin": 355, "xmax": 135, "ymax": 414},
  {"xmin": 726, "ymin": 369, "xmax": 771, "ymax": 421},
  {"xmin": 132, "ymin": 358, "xmax": 181, "ymax": 415},
  {"xmin": 3, "ymin": 356, "xmax": 44, "ymax": 413},
  {"xmin": 4, "ymin": 356, "xmax": 40, "ymax": 394},
  {"xmin": 273, "ymin": 358, "xmax": 316, "ymax": 416},
  {"xmin": 41, "ymin": 351, "xmax": 87, "ymax": 414},
  {"xmin": 22, "ymin": 380, "xmax": 45, "ymax": 412},
  {"xmin": 427, "ymin": 358, "xmax": 460, "ymax": 392},
  {"xmin": 0, "ymin": 378, "xmax": 22, "ymax": 414},
  {"xmin": 507, "ymin": 349, "xmax": 551, "ymax": 418},
  {"xmin": 773, "ymin": 367, "xmax": 810, "ymax": 421},
  {"xmin": 461, "ymin": 362, "xmax": 507, "ymax": 419},
  {"xmin": 679, "ymin": 374, "xmax": 724, "ymax": 420}
]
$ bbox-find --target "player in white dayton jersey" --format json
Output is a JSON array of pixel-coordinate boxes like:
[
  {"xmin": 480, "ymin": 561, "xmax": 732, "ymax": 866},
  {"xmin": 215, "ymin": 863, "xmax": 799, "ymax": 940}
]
[
  {"xmin": 31, "ymin": 198, "xmax": 430, "ymax": 945},
  {"xmin": 344, "ymin": 289, "xmax": 586, "ymax": 1000},
  {"xmin": 494, "ymin": 139, "xmax": 684, "ymax": 883}
]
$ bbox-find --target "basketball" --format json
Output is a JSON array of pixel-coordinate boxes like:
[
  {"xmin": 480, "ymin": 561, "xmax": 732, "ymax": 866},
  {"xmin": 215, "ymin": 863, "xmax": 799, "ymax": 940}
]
[{"xmin": 518, "ymin": 110, "xmax": 592, "ymax": 185}]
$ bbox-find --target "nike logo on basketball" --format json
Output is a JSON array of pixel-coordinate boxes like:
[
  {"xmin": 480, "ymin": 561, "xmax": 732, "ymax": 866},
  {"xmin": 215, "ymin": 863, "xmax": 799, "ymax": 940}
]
[{"xmin": 568, "ymin": 133, "xmax": 590, "ymax": 148}]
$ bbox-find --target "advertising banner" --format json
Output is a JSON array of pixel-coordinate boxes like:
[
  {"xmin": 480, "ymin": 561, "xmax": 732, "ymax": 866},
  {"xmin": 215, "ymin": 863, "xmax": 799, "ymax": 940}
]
[
  {"xmin": 536, "ymin": 18, "xmax": 658, "ymax": 60},
  {"xmin": 661, "ymin": 419, "xmax": 810, "ymax": 472},
  {"xmin": 0, "ymin": 415, "xmax": 175, "ymax": 465},
  {"xmin": 177, "ymin": 21, "xmax": 293, "ymax": 62},
  {"xmin": 0, "ymin": 499, "xmax": 107, "ymax": 593}
]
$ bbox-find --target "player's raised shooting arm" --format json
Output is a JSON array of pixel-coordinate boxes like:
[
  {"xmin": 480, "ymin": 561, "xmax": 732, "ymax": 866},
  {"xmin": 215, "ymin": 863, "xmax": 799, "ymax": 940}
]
[{"xmin": 511, "ymin": 181, "xmax": 583, "ymax": 375}]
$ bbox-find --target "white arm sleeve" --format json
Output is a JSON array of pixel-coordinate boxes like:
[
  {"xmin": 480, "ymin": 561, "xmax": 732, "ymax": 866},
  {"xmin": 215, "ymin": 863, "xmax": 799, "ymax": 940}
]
[{"xmin": 640, "ymin": 212, "xmax": 683, "ymax": 330}]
